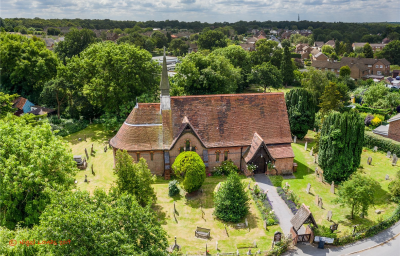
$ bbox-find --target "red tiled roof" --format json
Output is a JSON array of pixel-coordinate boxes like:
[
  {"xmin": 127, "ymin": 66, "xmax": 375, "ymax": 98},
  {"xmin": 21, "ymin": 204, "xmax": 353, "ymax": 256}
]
[
  {"xmin": 244, "ymin": 133, "xmax": 264, "ymax": 163},
  {"xmin": 12, "ymin": 97, "xmax": 27, "ymax": 110}
]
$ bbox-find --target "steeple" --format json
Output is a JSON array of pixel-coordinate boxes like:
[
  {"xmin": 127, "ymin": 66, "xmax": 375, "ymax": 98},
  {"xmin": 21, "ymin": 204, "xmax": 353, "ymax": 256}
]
[{"xmin": 160, "ymin": 47, "xmax": 171, "ymax": 111}]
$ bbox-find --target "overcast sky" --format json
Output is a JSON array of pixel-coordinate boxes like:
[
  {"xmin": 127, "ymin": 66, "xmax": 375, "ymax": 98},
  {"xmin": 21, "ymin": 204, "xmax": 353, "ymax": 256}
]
[{"xmin": 1, "ymin": 0, "xmax": 399, "ymax": 23}]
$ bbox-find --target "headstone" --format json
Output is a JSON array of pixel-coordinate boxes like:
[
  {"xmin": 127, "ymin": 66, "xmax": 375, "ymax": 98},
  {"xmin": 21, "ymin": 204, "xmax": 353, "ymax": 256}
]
[
  {"xmin": 85, "ymin": 148, "xmax": 89, "ymax": 159},
  {"xmin": 245, "ymin": 218, "xmax": 248, "ymax": 227},
  {"xmin": 104, "ymin": 146, "xmax": 107, "ymax": 152},
  {"xmin": 91, "ymin": 164, "xmax": 95, "ymax": 175},
  {"xmin": 247, "ymin": 249, "xmax": 251, "ymax": 255},
  {"xmin": 327, "ymin": 211, "xmax": 333, "ymax": 221},
  {"xmin": 318, "ymin": 171, "xmax": 324, "ymax": 182},
  {"xmin": 392, "ymin": 154, "xmax": 398, "ymax": 166},
  {"xmin": 84, "ymin": 175, "xmax": 87, "ymax": 182},
  {"xmin": 84, "ymin": 134, "xmax": 87, "ymax": 141},
  {"xmin": 285, "ymin": 182, "xmax": 289, "ymax": 188},
  {"xmin": 306, "ymin": 183, "xmax": 311, "ymax": 194},
  {"xmin": 367, "ymin": 157, "xmax": 372, "ymax": 165},
  {"xmin": 216, "ymin": 241, "xmax": 218, "ymax": 250},
  {"xmin": 330, "ymin": 223, "xmax": 338, "ymax": 232},
  {"xmin": 385, "ymin": 174, "xmax": 390, "ymax": 180},
  {"xmin": 263, "ymin": 220, "xmax": 267, "ymax": 230},
  {"xmin": 293, "ymin": 136, "xmax": 297, "ymax": 143},
  {"xmin": 373, "ymin": 146, "xmax": 378, "ymax": 152},
  {"xmin": 318, "ymin": 197, "xmax": 323, "ymax": 209},
  {"xmin": 314, "ymin": 154, "xmax": 318, "ymax": 164},
  {"xmin": 248, "ymin": 181, "xmax": 251, "ymax": 189},
  {"xmin": 315, "ymin": 195, "xmax": 320, "ymax": 206},
  {"xmin": 174, "ymin": 201, "xmax": 176, "ymax": 212},
  {"xmin": 315, "ymin": 167, "xmax": 318, "ymax": 176},
  {"xmin": 237, "ymin": 249, "xmax": 240, "ymax": 256},
  {"xmin": 387, "ymin": 151, "xmax": 391, "ymax": 158},
  {"xmin": 310, "ymin": 147, "xmax": 314, "ymax": 156},
  {"xmin": 78, "ymin": 138, "xmax": 82, "ymax": 141},
  {"xmin": 304, "ymin": 141, "xmax": 308, "ymax": 151},
  {"xmin": 330, "ymin": 181, "xmax": 335, "ymax": 194}
]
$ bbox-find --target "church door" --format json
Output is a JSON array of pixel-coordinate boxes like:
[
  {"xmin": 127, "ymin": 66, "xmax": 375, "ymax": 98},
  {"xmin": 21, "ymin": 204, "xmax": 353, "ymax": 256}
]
[{"xmin": 252, "ymin": 151, "xmax": 267, "ymax": 174}]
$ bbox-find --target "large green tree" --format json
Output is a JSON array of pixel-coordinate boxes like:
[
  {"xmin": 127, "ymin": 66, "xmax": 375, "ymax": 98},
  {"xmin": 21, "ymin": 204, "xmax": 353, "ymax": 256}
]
[
  {"xmin": 113, "ymin": 150, "xmax": 156, "ymax": 207},
  {"xmin": 363, "ymin": 43, "xmax": 374, "ymax": 58},
  {"xmin": 214, "ymin": 172, "xmax": 250, "ymax": 223},
  {"xmin": 58, "ymin": 42, "xmax": 160, "ymax": 116},
  {"xmin": 318, "ymin": 111, "xmax": 364, "ymax": 183},
  {"xmin": 250, "ymin": 39, "xmax": 281, "ymax": 66},
  {"xmin": 281, "ymin": 46, "xmax": 294, "ymax": 86},
  {"xmin": 339, "ymin": 65, "xmax": 351, "ymax": 77},
  {"xmin": 40, "ymin": 77, "xmax": 74, "ymax": 119},
  {"xmin": 363, "ymin": 83, "xmax": 400, "ymax": 109},
  {"xmin": 0, "ymin": 92, "xmax": 18, "ymax": 118},
  {"xmin": 334, "ymin": 173, "xmax": 379, "ymax": 219},
  {"xmin": 249, "ymin": 62, "xmax": 282, "ymax": 92},
  {"xmin": 301, "ymin": 68, "xmax": 330, "ymax": 105},
  {"xmin": 0, "ymin": 117, "xmax": 77, "ymax": 229},
  {"xmin": 117, "ymin": 32, "xmax": 147, "ymax": 49},
  {"xmin": 377, "ymin": 40, "xmax": 400, "ymax": 65},
  {"xmin": 285, "ymin": 88, "xmax": 316, "ymax": 139},
  {"xmin": 318, "ymin": 82, "xmax": 345, "ymax": 115},
  {"xmin": 197, "ymin": 30, "xmax": 227, "ymax": 50},
  {"xmin": 168, "ymin": 38, "xmax": 189, "ymax": 56},
  {"xmin": 151, "ymin": 31, "xmax": 168, "ymax": 49},
  {"xmin": 55, "ymin": 28, "xmax": 97, "ymax": 63},
  {"xmin": 0, "ymin": 33, "xmax": 58, "ymax": 103},
  {"xmin": 173, "ymin": 51, "xmax": 241, "ymax": 95},
  {"xmin": 172, "ymin": 151, "xmax": 206, "ymax": 193}
]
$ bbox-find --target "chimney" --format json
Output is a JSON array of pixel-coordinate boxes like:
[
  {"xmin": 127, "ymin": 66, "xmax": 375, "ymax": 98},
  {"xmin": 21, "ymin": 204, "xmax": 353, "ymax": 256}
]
[{"xmin": 160, "ymin": 47, "xmax": 171, "ymax": 111}]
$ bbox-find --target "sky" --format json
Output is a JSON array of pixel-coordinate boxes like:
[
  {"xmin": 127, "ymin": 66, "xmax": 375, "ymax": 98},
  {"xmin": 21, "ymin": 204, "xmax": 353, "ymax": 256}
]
[{"xmin": 1, "ymin": 0, "xmax": 399, "ymax": 23}]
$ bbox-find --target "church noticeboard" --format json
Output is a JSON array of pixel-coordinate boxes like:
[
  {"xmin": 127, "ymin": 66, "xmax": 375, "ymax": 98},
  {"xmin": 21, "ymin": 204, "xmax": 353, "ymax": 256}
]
[{"xmin": 273, "ymin": 231, "xmax": 282, "ymax": 242}]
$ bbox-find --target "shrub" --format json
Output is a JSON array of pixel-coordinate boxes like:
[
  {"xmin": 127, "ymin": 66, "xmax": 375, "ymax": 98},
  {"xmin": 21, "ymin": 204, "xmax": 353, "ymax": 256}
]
[
  {"xmin": 214, "ymin": 172, "xmax": 250, "ymax": 223},
  {"xmin": 250, "ymin": 187, "xmax": 278, "ymax": 226},
  {"xmin": 364, "ymin": 115, "xmax": 374, "ymax": 126},
  {"xmin": 49, "ymin": 117, "xmax": 89, "ymax": 136},
  {"xmin": 388, "ymin": 171, "xmax": 400, "ymax": 201},
  {"xmin": 168, "ymin": 180, "xmax": 180, "ymax": 197},
  {"xmin": 371, "ymin": 116, "xmax": 382, "ymax": 127},
  {"xmin": 313, "ymin": 225, "xmax": 337, "ymax": 239},
  {"xmin": 364, "ymin": 131, "xmax": 400, "ymax": 155},
  {"xmin": 213, "ymin": 160, "xmax": 239, "ymax": 176},
  {"xmin": 277, "ymin": 187, "xmax": 299, "ymax": 214},
  {"xmin": 172, "ymin": 151, "xmax": 206, "ymax": 193},
  {"xmin": 355, "ymin": 105, "xmax": 391, "ymax": 117}
]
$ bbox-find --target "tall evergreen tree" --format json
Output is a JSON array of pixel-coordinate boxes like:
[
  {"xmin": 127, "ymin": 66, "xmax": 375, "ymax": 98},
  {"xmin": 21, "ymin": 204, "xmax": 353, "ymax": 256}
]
[
  {"xmin": 318, "ymin": 111, "xmax": 364, "ymax": 183},
  {"xmin": 363, "ymin": 43, "xmax": 374, "ymax": 58},
  {"xmin": 318, "ymin": 82, "xmax": 344, "ymax": 115},
  {"xmin": 285, "ymin": 88, "xmax": 316, "ymax": 139},
  {"xmin": 281, "ymin": 46, "xmax": 294, "ymax": 86}
]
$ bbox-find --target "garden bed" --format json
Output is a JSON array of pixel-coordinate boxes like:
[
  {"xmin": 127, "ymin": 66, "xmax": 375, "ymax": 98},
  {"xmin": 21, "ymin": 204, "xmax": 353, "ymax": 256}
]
[
  {"xmin": 276, "ymin": 187, "xmax": 300, "ymax": 215},
  {"xmin": 250, "ymin": 186, "xmax": 279, "ymax": 226}
]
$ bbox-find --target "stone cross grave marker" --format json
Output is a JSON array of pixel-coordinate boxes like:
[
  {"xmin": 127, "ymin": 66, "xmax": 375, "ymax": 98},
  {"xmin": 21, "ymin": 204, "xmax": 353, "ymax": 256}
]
[
  {"xmin": 330, "ymin": 181, "xmax": 335, "ymax": 194},
  {"xmin": 304, "ymin": 141, "xmax": 308, "ymax": 151},
  {"xmin": 327, "ymin": 211, "xmax": 333, "ymax": 221},
  {"xmin": 306, "ymin": 183, "xmax": 311, "ymax": 194},
  {"xmin": 387, "ymin": 151, "xmax": 391, "ymax": 158},
  {"xmin": 367, "ymin": 157, "xmax": 372, "ymax": 165},
  {"xmin": 318, "ymin": 197, "xmax": 323, "ymax": 209},
  {"xmin": 85, "ymin": 148, "xmax": 89, "ymax": 159},
  {"xmin": 293, "ymin": 136, "xmax": 297, "ymax": 143},
  {"xmin": 392, "ymin": 154, "xmax": 398, "ymax": 166},
  {"xmin": 315, "ymin": 195, "xmax": 320, "ymax": 206},
  {"xmin": 373, "ymin": 146, "xmax": 378, "ymax": 152},
  {"xmin": 386, "ymin": 174, "xmax": 390, "ymax": 180},
  {"xmin": 310, "ymin": 147, "xmax": 313, "ymax": 156}
]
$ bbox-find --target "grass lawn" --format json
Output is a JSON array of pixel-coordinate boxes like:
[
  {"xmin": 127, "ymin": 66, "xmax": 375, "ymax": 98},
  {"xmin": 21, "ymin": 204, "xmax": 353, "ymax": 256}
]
[
  {"xmin": 153, "ymin": 176, "xmax": 281, "ymax": 254},
  {"xmin": 63, "ymin": 124, "xmax": 117, "ymax": 194},
  {"xmin": 283, "ymin": 131, "xmax": 398, "ymax": 236}
]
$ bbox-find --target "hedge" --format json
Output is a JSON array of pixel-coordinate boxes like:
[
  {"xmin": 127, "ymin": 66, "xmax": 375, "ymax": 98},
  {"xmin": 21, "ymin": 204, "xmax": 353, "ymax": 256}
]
[
  {"xmin": 291, "ymin": 53, "xmax": 301, "ymax": 59},
  {"xmin": 364, "ymin": 131, "xmax": 400, "ymax": 156},
  {"xmin": 355, "ymin": 105, "xmax": 392, "ymax": 118},
  {"xmin": 50, "ymin": 118, "xmax": 89, "ymax": 137}
]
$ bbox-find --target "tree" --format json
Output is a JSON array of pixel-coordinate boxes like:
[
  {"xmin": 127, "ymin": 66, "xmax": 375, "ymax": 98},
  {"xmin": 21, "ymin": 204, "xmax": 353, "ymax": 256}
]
[
  {"xmin": 285, "ymin": 89, "xmax": 316, "ymax": 139},
  {"xmin": 362, "ymin": 83, "xmax": 400, "ymax": 109},
  {"xmin": 214, "ymin": 172, "xmax": 250, "ymax": 223},
  {"xmin": 114, "ymin": 150, "xmax": 156, "ymax": 207},
  {"xmin": 197, "ymin": 30, "xmax": 227, "ymax": 50},
  {"xmin": 0, "ymin": 92, "xmax": 19, "ymax": 118},
  {"xmin": 301, "ymin": 68, "xmax": 330, "ymax": 105},
  {"xmin": 335, "ymin": 173, "xmax": 379, "ymax": 219},
  {"xmin": 171, "ymin": 151, "xmax": 206, "ymax": 193},
  {"xmin": 281, "ymin": 46, "xmax": 294, "ymax": 86},
  {"xmin": 339, "ymin": 65, "xmax": 351, "ymax": 77},
  {"xmin": 40, "ymin": 77, "xmax": 73, "ymax": 119},
  {"xmin": 378, "ymin": 40, "xmax": 400, "ymax": 65},
  {"xmin": 58, "ymin": 42, "xmax": 160, "ymax": 116},
  {"xmin": 117, "ymin": 32, "xmax": 147, "ymax": 48},
  {"xmin": 151, "ymin": 31, "xmax": 168, "ymax": 49},
  {"xmin": 318, "ymin": 82, "xmax": 344, "ymax": 114},
  {"xmin": 388, "ymin": 171, "xmax": 400, "ymax": 202},
  {"xmin": 168, "ymin": 38, "xmax": 189, "ymax": 56},
  {"xmin": 321, "ymin": 45, "xmax": 334, "ymax": 55},
  {"xmin": 55, "ymin": 28, "xmax": 96, "ymax": 63},
  {"xmin": 0, "ymin": 117, "xmax": 77, "ymax": 229},
  {"xmin": 173, "ymin": 52, "xmax": 241, "ymax": 95},
  {"xmin": 0, "ymin": 33, "xmax": 58, "ymax": 103},
  {"xmin": 281, "ymin": 39, "xmax": 290, "ymax": 48},
  {"xmin": 6, "ymin": 190, "xmax": 168, "ymax": 255},
  {"xmin": 318, "ymin": 111, "xmax": 364, "ymax": 183},
  {"xmin": 249, "ymin": 62, "xmax": 282, "ymax": 92},
  {"xmin": 363, "ymin": 43, "xmax": 374, "ymax": 58},
  {"xmin": 250, "ymin": 39, "xmax": 281, "ymax": 66}
]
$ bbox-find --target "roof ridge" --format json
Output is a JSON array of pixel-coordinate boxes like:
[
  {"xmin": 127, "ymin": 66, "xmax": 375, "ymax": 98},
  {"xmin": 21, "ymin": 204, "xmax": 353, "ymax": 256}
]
[{"xmin": 171, "ymin": 92, "xmax": 284, "ymax": 98}]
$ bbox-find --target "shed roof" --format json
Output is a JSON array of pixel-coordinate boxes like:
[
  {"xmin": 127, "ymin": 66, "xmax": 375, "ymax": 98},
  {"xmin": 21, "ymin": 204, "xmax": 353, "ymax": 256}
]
[{"xmin": 290, "ymin": 204, "xmax": 318, "ymax": 231}]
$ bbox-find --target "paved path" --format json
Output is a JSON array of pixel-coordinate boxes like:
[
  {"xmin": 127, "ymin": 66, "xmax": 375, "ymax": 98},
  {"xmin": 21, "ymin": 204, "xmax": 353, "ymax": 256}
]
[{"xmin": 254, "ymin": 174, "xmax": 305, "ymax": 235}]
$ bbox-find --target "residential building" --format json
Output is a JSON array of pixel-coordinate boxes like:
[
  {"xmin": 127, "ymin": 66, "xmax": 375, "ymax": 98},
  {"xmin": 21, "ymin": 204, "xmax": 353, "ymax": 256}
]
[
  {"xmin": 314, "ymin": 41, "xmax": 324, "ymax": 50},
  {"xmin": 110, "ymin": 52, "xmax": 295, "ymax": 179},
  {"xmin": 352, "ymin": 43, "xmax": 386, "ymax": 52},
  {"xmin": 374, "ymin": 114, "xmax": 400, "ymax": 142},
  {"xmin": 188, "ymin": 44, "xmax": 198, "ymax": 54},
  {"xmin": 311, "ymin": 60, "xmax": 369, "ymax": 79},
  {"xmin": 12, "ymin": 97, "xmax": 35, "ymax": 116},
  {"xmin": 324, "ymin": 40, "xmax": 335, "ymax": 47},
  {"xmin": 340, "ymin": 57, "xmax": 390, "ymax": 76},
  {"xmin": 312, "ymin": 52, "xmax": 329, "ymax": 62},
  {"xmin": 240, "ymin": 43, "xmax": 256, "ymax": 51}
]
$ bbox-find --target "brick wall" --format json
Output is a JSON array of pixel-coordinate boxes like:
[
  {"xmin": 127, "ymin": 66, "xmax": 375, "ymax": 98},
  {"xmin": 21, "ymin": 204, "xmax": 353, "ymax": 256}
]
[
  {"xmin": 275, "ymin": 157, "xmax": 294, "ymax": 174},
  {"xmin": 389, "ymin": 120, "xmax": 400, "ymax": 142},
  {"xmin": 290, "ymin": 227, "xmax": 298, "ymax": 246},
  {"xmin": 207, "ymin": 146, "xmax": 244, "ymax": 171},
  {"xmin": 305, "ymin": 225, "xmax": 315, "ymax": 244},
  {"xmin": 169, "ymin": 132, "xmax": 206, "ymax": 168},
  {"xmin": 371, "ymin": 60, "xmax": 390, "ymax": 76}
]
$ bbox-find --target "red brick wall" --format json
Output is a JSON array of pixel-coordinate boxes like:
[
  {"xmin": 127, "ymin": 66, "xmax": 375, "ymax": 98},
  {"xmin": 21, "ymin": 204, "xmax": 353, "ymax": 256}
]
[
  {"xmin": 207, "ymin": 146, "xmax": 243, "ymax": 171},
  {"xmin": 169, "ymin": 132, "xmax": 206, "ymax": 168},
  {"xmin": 388, "ymin": 120, "xmax": 400, "ymax": 142},
  {"xmin": 371, "ymin": 60, "xmax": 390, "ymax": 76},
  {"xmin": 113, "ymin": 148, "xmax": 165, "ymax": 176},
  {"xmin": 275, "ymin": 157, "xmax": 294, "ymax": 174}
]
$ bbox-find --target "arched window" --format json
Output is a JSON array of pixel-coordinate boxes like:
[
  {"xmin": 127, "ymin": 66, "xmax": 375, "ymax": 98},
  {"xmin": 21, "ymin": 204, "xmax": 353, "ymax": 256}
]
[
  {"xmin": 185, "ymin": 140, "xmax": 190, "ymax": 151},
  {"xmin": 150, "ymin": 152, "xmax": 154, "ymax": 161},
  {"xmin": 216, "ymin": 151, "xmax": 220, "ymax": 162},
  {"xmin": 180, "ymin": 147, "xmax": 184, "ymax": 153},
  {"xmin": 136, "ymin": 152, "xmax": 140, "ymax": 161},
  {"xmin": 224, "ymin": 150, "xmax": 229, "ymax": 161}
]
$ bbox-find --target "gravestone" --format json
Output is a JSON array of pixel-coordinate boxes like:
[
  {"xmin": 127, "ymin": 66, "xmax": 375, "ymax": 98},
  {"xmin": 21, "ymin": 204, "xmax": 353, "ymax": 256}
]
[
  {"xmin": 264, "ymin": 220, "xmax": 267, "ymax": 230},
  {"xmin": 85, "ymin": 148, "xmax": 89, "ymax": 159},
  {"xmin": 248, "ymin": 181, "xmax": 251, "ymax": 189},
  {"xmin": 314, "ymin": 154, "xmax": 318, "ymax": 163},
  {"xmin": 84, "ymin": 134, "xmax": 87, "ymax": 141},
  {"xmin": 330, "ymin": 223, "xmax": 338, "ymax": 232},
  {"xmin": 327, "ymin": 210, "xmax": 333, "ymax": 221},
  {"xmin": 90, "ymin": 145, "xmax": 93, "ymax": 155},
  {"xmin": 392, "ymin": 154, "xmax": 398, "ymax": 166},
  {"xmin": 84, "ymin": 175, "xmax": 87, "ymax": 182},
  {"xmin": 294, "ymin": 136, "xmax": 297, "ymax": 143},
  {"xmin": 217, "ymin": 183, "xmax": 221, "ymax": 191},
  {"xmin": 92, "ymin": 164, "xmax": 95, "ymax": 175},
  {"xmin": 245, "ymin": 218, "xmax": 248, "ymax": 227},
  {"xmin": 285, "ymin": 182, "xmax": 289, "ymax": 188},
  {"xmin": 387, "ymin": 151, "xmax": 391, "ymax": 158},
  {"xmin": 216, "ymin": 241, "xmax": 218, "ymax": 250},
  {"xmin": 367, "ymin": 157, "xmax": 372, "ymax": 165},
  {"xmin": 318, "ymin": 171, "xmax": 324, "ymax": 182},
  {"xmin": 306, "ymin": 183, "xmax": 311, "ymax": 194},
  {"xmin": 78, "ymin": 138, "xmax": 82, "ymax": 141},
  {"xmin": 315, "ymin": 167, "xmax": 318, "ymax": 176},
  {"xmin": 385, "ymin": 174, "xmax": 390, "ymax": 180},
  {"xmin": 104, "ymin": 146, "xmax": 107, "ymax": 153},
  {"xmin": 310, "ymin": 147, "xmax": 313, "ymax": 156},
  {"xmin": 318, "ymin": 197, "xmax": 323, "ymax": 209},
  {"xmin": 304, "ymin": 142, "xmax": 308, "ymax": 151},
  {"xmin": 373, "ymin": 146, "xmax": 378, "ymax": 152},
  {"xmin": 315, "ymin": 195, "xmax": 320, "ymax": 206},
  {"xmin": 330, "ymin": 181, "xmax": 335, "ymax": 194}
]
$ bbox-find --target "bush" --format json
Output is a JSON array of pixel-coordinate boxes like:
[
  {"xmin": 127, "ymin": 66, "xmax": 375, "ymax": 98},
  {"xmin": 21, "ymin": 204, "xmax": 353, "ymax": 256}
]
[
  {"xmin": 168, "ymin": 180, "xmax": 180, "ymax": 197},
  {"xmin": 49, "ymin": 117, "xmax": 89, "ymax": 136},
  {"xmin": 313, "ymin": 225, "xmax": 337, "ymax": 239},
  {"xmin": 388, "ymin": 171, "xmax": 400, "ymax": 201},
  {"xmin": 172, "ymin": 151, "xmax": 206, "ymax": 193},
  {"xmin": 213, "ymin": 160, "xmax": 239, "ymax": 176},
  {"xmin": 214, "ymin": 172, "xmax": 249, "ymax": 223},
  {"xmin": 371, "ymin": 116, "xmax": 382, "ymax": 127},
  {"xmin": 364, "ymin": 131, "xmax": 400, "ymax": 156},
  {"xmin": 355, "ymin": 105, "xmax": 391, "ymax": 118},
  {"xmin": 250, "ymin": 187, "xmax": 278, "ymax": 226}
]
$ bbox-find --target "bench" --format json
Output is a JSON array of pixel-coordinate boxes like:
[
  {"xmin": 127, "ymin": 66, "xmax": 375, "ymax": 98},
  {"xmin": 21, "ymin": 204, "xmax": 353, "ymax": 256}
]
[{"xmin": 195, "ymin": 227, "xmax": 210, "ymax": 239}]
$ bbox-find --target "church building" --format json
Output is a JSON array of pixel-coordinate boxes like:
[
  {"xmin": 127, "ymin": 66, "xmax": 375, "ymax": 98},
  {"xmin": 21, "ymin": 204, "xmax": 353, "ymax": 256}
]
[{"xmin": 110, "ymin": 52, "xmax": 295, "ymax": 179}]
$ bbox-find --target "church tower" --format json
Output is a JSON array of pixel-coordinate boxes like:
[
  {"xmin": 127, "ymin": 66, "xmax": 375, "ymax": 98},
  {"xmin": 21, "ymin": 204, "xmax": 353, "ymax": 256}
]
[{"xmin": 160, "ymin": 47, "xmax": 171, "ymax": 111}]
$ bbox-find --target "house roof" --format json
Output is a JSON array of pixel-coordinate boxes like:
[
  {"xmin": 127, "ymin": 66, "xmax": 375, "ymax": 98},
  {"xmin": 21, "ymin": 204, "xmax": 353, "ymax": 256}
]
[
  {"xmin": 12, "ymin": 97, "xmax": 27, "ymax": 110},
  {"xmin": 268, "ymin": 144, "xmax": 295, "ymax": 159},
  {"xmin": 111, "ymin": 93, "xmax": 292, "ymax": 151},
  {"xmin": 325, "ymin": 40, "xmax": 335, "ymax": 46},
  {"xmin": 244, "ymin": 133, "xmax": 276, "ymax": 163},
  {"xmin": 314, "ymin": 52, "xmax": 327, "ymax": 59},
  {"xmin": 290, "ymin": 204, "xmax": 318, "ymax": 231},
  {"xmin": 373, "ymin": 125, "xmax": 389, "ymax": 136},
  {"xmin": 311, "ymin": 49, "xmax": 320, "ymax": 56},
  {"xmin": 341, "ymin": 57, "xmax": 390, "ymax": 66},
  {"xmin": 388, "ymin": 113, "xmax": 400, "ymax": 123},
  {"xmin": 314, "ymin": 41, "xmax": 324, "ymax": 47}
]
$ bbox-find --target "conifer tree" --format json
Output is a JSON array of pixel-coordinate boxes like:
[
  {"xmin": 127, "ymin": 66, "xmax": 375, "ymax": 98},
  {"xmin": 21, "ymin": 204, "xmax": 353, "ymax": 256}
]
[
  {"xmin": 363, "ymin": 43, "xmax": 374, "ymax": 58},
  {"xmin": 281, "ymin": 45, "xmax": 294, "ymax": 86},
  {"xmin": 318, "ymin": 111, "xmax": 364, "ymax": 183}
]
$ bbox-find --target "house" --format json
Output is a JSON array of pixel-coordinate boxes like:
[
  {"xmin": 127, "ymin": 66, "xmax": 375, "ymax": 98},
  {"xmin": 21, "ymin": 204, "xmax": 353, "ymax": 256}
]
[
  {"xmin": 110, "ymin": 52, "xmax": 295, "ymax": 179},
  {"xmin": 311, "ymin": 60, "xmax": 369, "ymax": 79},
  {"xmin": 374, "ymin": 114, "xmax": 400, "ymax": 142},
  {"xmin": 188, "ymin": 44, "xmax": 198, "ymax": 54},
  {"xmin": 240, "ymin": 43, "xmax": 256, "ymax": 51},
  {"xmin": 324, "ymin": 40, "xmax": 335, "ymax": 47},
  {"xmin": 43, "ymin": 38, "xmax": 55, "ymax": 50},
  {"xmin": 106, "ymin": 32, "xmax": 119, "ymax": 41},
  {"xmin": 312, "ymin": 52, "xmax": 329, "ymax": 62},
  {"xmin": 27, "ymin": 106, "xmax": 56, "ymax": 116},
  {"xmin": 310, "ymin": 48, "xmax": 321, "ymax": 57},
  {"xmin": 352, "ymin": 43, "xmax": 386, "ymax": 52},
  {"xmin": 12, "ymin": 97, "xmax": 35, "ymax": 116},
  {"xmin": 246, "ymin": 37, "xmax": 258, "ymax": 44},
  {"xmin": 295, "ymin": 44, "xmax": 308, "ymax": 54},
  {"xmin": 340, "ymin": 57, "xmax": 390, "ymax": 76},
  {"xmin": 314, "ymin": 41, "xmax": 324, "ymax": 50}
]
